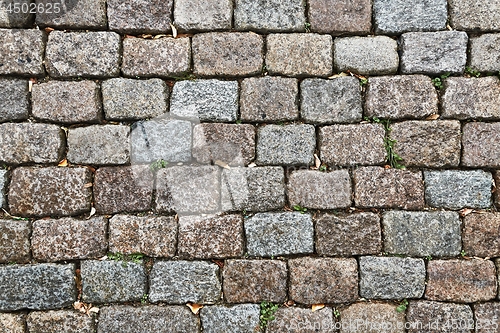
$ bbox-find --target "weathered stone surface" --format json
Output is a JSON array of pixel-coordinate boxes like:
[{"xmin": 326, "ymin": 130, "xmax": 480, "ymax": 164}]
[
  {"xmin": 97, "ymin": 305, "xmax": 200, "ymax": 333},
  {"xmin": 495, "ymin": 171, "xmax": 500, "ymax": 207},
  {"xmin": 193, "ymin": 32, "xmax": 264, "ymax": 76},
  {"xmin": 334, "ymin": 36, "xmax": 398, "ymax": 75},
  {"xmin": 289, "ymin": 257, "xmax": 358, "ymax": 304},
  {"xmin": 35, "ymin": 0, "xmax": 106, "ymax": 29},
  {"xmin": 178, "ymin": 214, "xmax": 243, "ymax": 259},
  {"xmin": 221, "ymin": 166, "xmax": 285, "ymax": 212},
  {"xmin": 27, "ymin": 310, "xmax": 95, "ymax": 333},
  {"xmin": 474, "ymin": 303, "xmax": 500, "ymax": 333},
  {"xmin": 0, "ymin": 29, "xmax": 45, "ymax": 76},
  {"xmin": 149, "ymin": 260, "xmax": 221, "ymax": 304},
  {"xmin": 240, "ymin": 76, "xmax": 299, "ymax": 122},
  {"xmin": 0, "ymin": 219, "xmax": 30, "ymax": 263},
  {"xmin": 109, "ymin": 215, "xmax": 176, "ymax": 257},
  {"xmin": 0, "ymin": 313, "xmax": 25, "ymax": 333},
  {"xmin": 0, "ymin": 123, "xmax": 64, "ymax": 164},
  {"xmin": 359, "ymin": 256, "xmax": 426, "ymax": 299},
  {"xmin": 308, "ymin": 0, "xmax": 371, "ymax": 34},
  {"xmin": 256, "ymin": 124, "xmax": 316, "ymax": 165},
  {"xmin": 470, "ymin": 33, "xmax": 500, "ymax": 72},
  {"xmin": 81, "ymin": 260, "xmax": 146, "ymax": 303},
  {"xmin": 130, "ymin": 118, "xmax": 192, "ymax": 163},
  {"xmin": 374, "ymin": 0, "xmax": 447, "ymax": 34},
  {"xmin": 201, "ymin": 304, "xmax": 260, "ymax": 333},
  {"xmin": 67, "ymin": 125, "xmax": 130, "ymax": 165},
  {"xmin": 223, "ymin": 259, "xmax": 287, "ymax": 303},
  {"xmin": 193, "ymin": 123, "xmax": 255, "ymax": 166},
  {"xmin": 94, "ymin": 166, "xmax": 153, "ymax": 214},
  {"xmin": 170, "ymin": 80, "xmax": 238, "ymax": 122},
  {"xmin": 0, "ymin": 0, "xmax": 32, "ymax": 28},
  {"xmin": 300, "ymin": 77, "xmax": 362, "ymax": 124},
  {"xmin": 424, "ymin": 170, "xmax": 493, "ymax": 209},
  {"xmin": 426, "ymin": 259, "xmax": 498, "ymax": 303},
  {"xmin": 0, "ymin": 263, "xmax": 75, "ymax": 310},
  {"xmin": 234, "ymin": 0, "xmax": 305, "ymax": 32},
  {"xmin": 108, "ymin": 0, "xmax": 173, "ymax": 33},
  {"xmin": 463, "ymin": 213, "xmax": 500, "ymax": 258},
  {"xmin": 0, "ymin": 78, "xmax": 29, "ymax": 121},
  {"xmin": 340, "ymin": 303, "xmax": 405, "ymax": 333},
  {"xmin": 174, "ymin": 0, "xmax": 231, "ymax": 31},
  {"xmin": 287, "ymin": 170, "xmax": 351, "ymax": 209},
  {"xmin": 122, "ymin": 37, "xmax": 190, "ymax": 78},
  {"xmin": 407, "ymin": 301, "xmax": 473, "ymax": 333},
  {"xmin": 32, "ymin": 216, "xmax": 107, "ymax": 262},
  {"xmin": 102, "ymin": 78, "xmax": 168, "ymax": 120},
  {"xmin": 267, "ymin": 307, "xmax": 334, "ymax": 333},
  {"xmin": 449, "ymin": 0, "xmax": 500, "ymax": 31},
  {"xmin": 32, "ymin": 80, "xmax": 101, "ymax": 123},
  {"xmin": 266, "ymin": 33, "xmax": 332, "ymax": 77},
  {"xmin": 315, "ymin": 212, "xmax": 382, "ymax": 256},
  {"xmin": 463, "ymin": 122, "xmax": 500, "ymax": 167},
  {"xmin": 354, "ymin": 167, "xmax": 425, "ymax": 209},
  {"xmin": 155, "ymin": 166, "xmax": 220, "ymax": 214},
  {"xmin": 365, "ymin": 75, "xmax": 438, "ymax": 119},
  {"xmin": 45, "ymin": 31, "xmax": 120, "ymax": 78},
  {"xmin": 400, "ymin": 31, "xmax": 468, "ymax": 75},
  {"xmin": 0, "ymin": 169, "xmax": 5, "ymax": 208},
  {"xmin": 244, "ymin": 212, "xmax": 313, "ymax": 257},
  {"xmin": 382, "ymin": 211, "xmax": 461, "ymax": 257},
  {"xmin": 442, "ymin": 77, "xmax": 500, "ymax": 119},
  {"xmin": 391, "ymin": 120, "xmax": 462, "ymax": 167},
  {"xmin": 8, "ymin": 167, "xmax": 92, "ymax": 217},
  {"xmin": 319, "ymin": 124, "xmax": 386, "ymax": 166}
]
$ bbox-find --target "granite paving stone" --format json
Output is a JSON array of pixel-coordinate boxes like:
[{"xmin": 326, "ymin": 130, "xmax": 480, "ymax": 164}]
[
  {"xmin": 0, "ymin": 219, "xmax": 30, "ymax": 263},
  {"xmin": 35, "ymin": 0, "xmax": 106, "ymax": 29},
  {"xmin": 315, "ymin": 212, "xmax": 382, "ymax": 256},
  {"xmin": 340, "ymin": 303, "xmax": 405, "ymax": 333},
  {"xmin": 308, "ymin": 0, "xmax": 371, "ymax": 34},
  {"xmin": 81, "ymin": 260, "xmax": 146, "ymax": 304},
  {"xmin": 45, "ymin": 31, "xmax": 120, "ymax": 78},
  {"xmin": 0, "ymin": 29, "xmax": 45, "ymax": 76},
  {"xmin": 0, "ymin": 169, "xmax": 5, "ymax": 208},
  {"xmin": 406, "ymin": 301, "xmax": 473, "ymax": 333},
  {"xmin": 334, "ymin": 36, "xmax": 399, "ymax": 75},
  {"xmin": 0, "ymin": 313, "xmax": 25, "ymax": 333},
  {"xmin": 222, "ymin": 259, "xmax": 287, "ymax": 303},
  {"xmin": 463, "ymin": 213, "xmax": 500, "ymax": 257},
  {"xmin": 0, "ymin": 263, "xmax": 76, "ymax": 311},
  {"xmin": 200, "ymin": 304, "xmax": 260, "ymax": 333},
  {"xmin": 462, "ymin": 122, "xmax": 500, "ymax": 168},
  {"xmin": 267, "ymin": 307, "xmax": 335, "ymax": 333},
  {"xmin": 32, "ymin": 216, "xmax": 107, "ymax": 262},
  {"xmin": 107, "ymin": 0, "xmax": 173, "ymax": 34},
  {"xmin": 0, "ymin": 78, "xmax": 29, "ymax": 122},
  {"xmin": 474, "ymin": 303, "xmax": 500, "ymax": 333},
  {"xmin": 0, "ymin": 0, "xmax": 32, "ymax": 28},
  {"xmin": 400, "ymin": 31, "xmax": 468, "ymax": 75},
  {"xmin": 149, "ymin": 260, "xmax": 221, "ymax": 304},
  {"xmin": 449, "ymin": 0, "xmax": 500, "ymax": 31},
  {"xmin": 27, "ymin": 310, "xmax": 95, "ymax": 333},
  {"xmin": 234, "ymin": 0, "xmax": 305, "ymax": 32},
  {"xmin": 359, "ymin": 256, "xmax": 426, "ymax": 299},
  {"xmin": 266, "ymin": 33, "xmax": 333, "ymax": 77},
  {"xmin": 300, "ymin": 77, "xmax": 363, "ymax": 124},
  {"xmin": 174, "ymin": 0, "xmax": 232, "ymax": 31},
  {"xmin": 470, "ymin": 33, "xmax": 500, "ymax": 72}
]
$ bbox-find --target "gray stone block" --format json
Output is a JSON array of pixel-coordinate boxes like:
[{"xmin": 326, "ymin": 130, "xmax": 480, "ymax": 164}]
[
  {"xmin": 267, "ymin": 307, "xmax": 335, "ymax": 333},
  {"xmin": 32, "ymin": 80, "xmax": 102, "ymax": 123},
  {"xmin": 108, "ymin": 0, "xmax": 173, "ymax": 34},
  {"xmin": 149, "ymin": 260, "xmax": 221, "ymax": 304},
  {"xmin": 424, "ymin": 170, "xmax": 493, "ymax": 209},
  {"xmin": 221, "ymin": 166, "xmax": 285, "ymax": 212},
  {"xmin": 0, "ymin": 123, "xmax": 64, "ymax": 164},
  {"xmin": 463, "ymin": 122, "xmax": 500, "ymax": 168},
  {"xmin": 27, "ymin": 310, "xmax": 95, "ymax": 333},
  {"xmin": 300, "ymin": 77, "xmax": 362, "ymax": 124},
  {"xmin": 45, "ymin": 31, "xmax": 120, "ymax": 78},
  {"xmin": 174, "ymin": 0, "xmax": 232, "ymax": 31},
  {"xmin": 0, "ymin": 219, "xmax": 30, "ymax": 264},
  {"xmin": 400, "ymin": 31, "xmax": 468, "ymax": 75},
  {"xmin": 470, "ymin": 33, "xmax": 500, "ymax": 72},
  {"xmin": 0, "ymin": 78, "xmax": 29, "ymax": 122},
  {"xmin": 340, "ymin": 303, "xmax": 405, "ymax": 333},
  {"xmin": 97, "ymin": 305, "xmax": 200, "ymax": 333},
  {"xmin": 0, "ymin": 263, "xmax": 76, "ymax": 310},
  {"xmin": 67, "ymin": 125, "xmax": 130, "ymax": 165},
  {"xmin": 359, "ymin": 256, "xmax": 426, "ymax": 299},
  {"xmin": 382, "ymin": 211, "xmax": 462, "ymax": 257},
  {"xmin": 170, "ymin": 80, "xmax": 238, "ymax": 122},
  {"xmin": 130, "ymin": 118, "xmax": 192, "ymax": 164},
  {"xmin": 407, "ymin": 301, "xmax": 473, "ymax": 333},
  {"xmin": 102, "ymin": 78, "xmax": 168, "ymax": 121},
  {"xmin": 374, "ymin": 0, "xmax": 448, "ymax": 34},
  {"xmin": 0, "ymin": 29, "xmax": 45, "ymax": 76},
  {"xmin": 0, "ymin": 169, "xmax": 5, "ymax": 208},
  {"xmin": 334, "ymin": 36, "xmax": 399, "ymax": 75},
  {"xmin": 256, "ymin": 124, "xmax": 316, "ymax": 165},
  {"xmin": 245, "ymin": 212, "xmax": 314, "ymax": 257},
  {"xmin": 81, "ymin": 260, "xmax": 146, "ymax": 303},
  {"xmin": 0, "ymin": 0, "xmax": 33, "ymax": 28},
  {"xmin": 35, "ymin": 0, "xmax": 106, "ymax": 29},
  {"xmin": 474, "ymin": 303, "xmax": 500, "ymax": 333},
  {"xmin": 234, "ymin": 0, "xmax": 305, "ymax": 32},
  {"xmin": 308, "ymin": 0, "xmax": 372, "ymax": 34},
  {"xmin": 0, "ymin": 313, "xmax": 25, "ymax": 333},
  {"xmin": 449, "ymin": 0, "xmax": 500, "ymax": 31},
  {"xmin": 200, "ymin": 304, "xmax": 260, "ymax": 333}
]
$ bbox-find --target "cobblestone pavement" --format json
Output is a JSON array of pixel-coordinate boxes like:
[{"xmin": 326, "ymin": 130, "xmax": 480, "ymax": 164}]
[{"xmin": 1, "ymin": 0, "xmax": 500, "ymax": 332}]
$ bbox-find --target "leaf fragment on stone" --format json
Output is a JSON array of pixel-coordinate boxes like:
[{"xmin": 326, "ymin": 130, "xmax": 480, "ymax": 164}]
[
  {"xmin": 58, "ymin": 159, "xmax": 68, "ymax": 167},
  {"xmin": 215, "ymin": 160, "xmax": 230, "ymax": 169},
  {"xmin": 425, "ymin": 114, "xmax": 440, "ymax": 120},
  {"xmin": 187, "ymin": 303, "xmax": 203, "ymax": 314},
  {"xmin": 312, "ymin": 304, "xmax": 325, "ymax": 312},
  {"xmin": 87, "ymin": 207, "xmax": 96, "ymax": 219},
  {"xmin": 459, "ymin": 208, "xmax": 474, "ymax": 217},
  {"xmin": 328, "ymin": 72, "xmax": 348, "ymax": 79},
  {"xmin": 170, "ymin": 24, "xmax": 178, "ymax": 38}
]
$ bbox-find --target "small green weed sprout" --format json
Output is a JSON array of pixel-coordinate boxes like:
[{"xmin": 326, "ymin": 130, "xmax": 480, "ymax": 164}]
[
  {"xmin": 293, "ymin": 205, "xmax": 308, "ymax": 214},
  {"xmin": 260, "ymin": 302, "xmax": 279, "ymax": 329},
  {"xmin": 150, "ymin": 159, "xmax": 168, "ymax": 172},
  {"xmin": 304, "ymin": 22, "xmax": 311, "ymax": 32},
  {"xmin": 396, "ymin": 299, "xmax": 408, "ymax": 313},
  {"xmin": 465, "ymin": 66, "xmax": 480, "ymax": 78},
  {"xmin": 431, "ymin": 72, "xmax": 451, "ymax": 89}
]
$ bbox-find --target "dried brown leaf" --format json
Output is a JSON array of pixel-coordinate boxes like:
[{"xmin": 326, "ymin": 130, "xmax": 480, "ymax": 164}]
[
  {"xmin": 187, "ymin": 303, "xmax": 203, "ymax": 314},
  {"xmin": 58, "ymin": 159, "xmax": 68, "ymax": 167},
  {"xmin": 312, "ymin": 304, "xmax": 325, "ymax": 312},
  {"xmin": 425, "ymin": 114, "xmax": 440, "ymax": 120},
  {"xmin": 459, "ymin": 208, "xmax": 474, "ymax": 217}
]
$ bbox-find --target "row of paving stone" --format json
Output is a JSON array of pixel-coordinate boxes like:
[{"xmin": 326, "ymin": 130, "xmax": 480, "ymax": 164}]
[
  {"xmin": 5, "ymin": 29, "xmax": 500, "ymax": 77},
  {"xmin": 3, "ymin": 0, "xmax": 500, "ymax": 35},
  {"xmin": 1, "ymin": 300, "xmax": 499, "ymax": 333}
]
